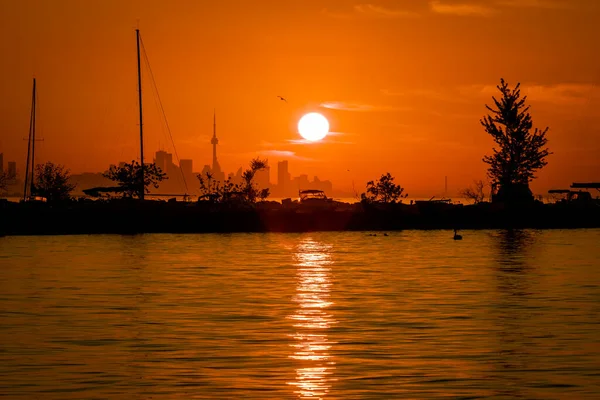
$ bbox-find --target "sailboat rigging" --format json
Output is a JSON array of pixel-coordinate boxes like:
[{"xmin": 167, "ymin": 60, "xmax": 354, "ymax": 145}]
[
  {"xmin": 23, "ymin": 78, "xmax": 39, "ymax": 201},
  {"xmin": 135, "ymin": 29, "xmax": 188, "ymax": 199}
]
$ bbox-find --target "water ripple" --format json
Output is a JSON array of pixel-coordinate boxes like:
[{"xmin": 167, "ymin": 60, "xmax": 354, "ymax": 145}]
[{"xmin": 0, "ymin": 229, "xmax": 599, "ymax": 399}]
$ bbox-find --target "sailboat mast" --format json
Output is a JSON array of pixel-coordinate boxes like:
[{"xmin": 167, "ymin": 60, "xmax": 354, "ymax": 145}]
[
  {"xmin": 136, "ymin": 29, "xmax": 145, "ymax": 201},
  {"xmin": 23, "ymin": 78, "xmax": 36, "ymax": 201},
  {"xmin": 31, "ymin": 79, "xmax": 37, "ymax": 197}
]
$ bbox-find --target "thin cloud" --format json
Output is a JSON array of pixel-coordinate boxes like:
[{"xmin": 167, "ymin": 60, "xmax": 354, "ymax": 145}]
[
  {"xmin": 320, "ymin": 8, "xmax": 354, "ymax": 19},
  {"xmin": 497, "ymin": 0, "xmax": 569, "ymax": 9},
  {"xmin": 288, "ymin": 139, "xmax": 317, "ymax": 145},
  {"xmin": 320, "ymin": 101, "xmax": 408, "ymax": 112},
  {"xmin": 321, "ymin": 102, "xmax": 376, "ymax": 112},
  {"xmin": 259, "ymin": 140, "xmax": 276, "ymax": 148},
  {"xmin": 523, "ymin": 84, "xmax": 599, "ymax": 105},
  {"xmin": 436, "ymin": 139, "xmax": 479, "ymax": 150},
  {"xmin": 287, "ymin": 135, "xmax": 355, "ymax": 145},
  {"xmin": 430, "ymin": 1, "xmax": 496, "ymax": 16},
  {"xmin": 458, "ymin": 83, "xmax": 599, "ymax": 105},
  {"xmin": 393, "ymin": 130, "xmax": 477, "ymax": 149},
  {"xmin": 260, "ymin": 150, "xmax": 295, "ymax": 157},
  {"xmin": 381, "ymin": 88, "xmax": 470, "ymax": 103},
  {"xmin": 258, "ymin": 149, "xmax": 307, "ymax": 159},
  {"xmin": 457, "ymin": 84, "xmax": 498, "ymax": 98},
  {"xmin": 353, "ymin": 4, "xmax": 419, "ymax": 18},
  {"xmin": 262, "ymin": 130, "xmax": 353, "ymax": 149},
  {"xmin": 326, "ymin": 131, "xmax": 347, "ymax": 137},
  {"xmin": 321, "ymin": 4, "xmax": 419, "ymax": 19},
  {"xmin": 328, "ymin": 139, "xmax": 356, "ymax": 145}
]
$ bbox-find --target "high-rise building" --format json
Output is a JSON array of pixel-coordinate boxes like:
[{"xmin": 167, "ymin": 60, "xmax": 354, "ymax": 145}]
[
  {"xmin": 293, "ymin": 174, "xmax": 310, "ymax": 192},
  {"xmin": 180, "ymin": 159, "xmax": 193, "ymax": 177},
  {"xmin": 0, "ymin": 153, "xmax": 3, "ymax": 173},
  {"xmin": 231, "ymin": 166, "xmax": 243, "ymax": 185},
  {"xmin": 277, "ymin": 160, "xmax": 290, "ymax": 193},
  {"xmin": 154, "ymin": 150, "xmax": 177, "ymax": 186},
  {"xmin": 8, "ymin": 162, "xmax": 17, "ymax": 178},
  {"xmin": 311, "ymin": 176, "xmax": 333, "ymax": 194},
  {"xmin": 179, "ymin": 159, "xmax": 194, "ymax": 191},
  {"xmin": 155, "ymin": 150, "xmax": 169, "ymax": 171},
  {"xmin": 255, "ymin": 165, "xmax": 270, "ymax": 189}
]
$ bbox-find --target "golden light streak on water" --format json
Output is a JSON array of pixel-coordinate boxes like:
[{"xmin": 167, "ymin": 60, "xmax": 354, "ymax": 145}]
[{"xmin": 288, "ymin": 239, "xmax": 337, "ymax": 399}]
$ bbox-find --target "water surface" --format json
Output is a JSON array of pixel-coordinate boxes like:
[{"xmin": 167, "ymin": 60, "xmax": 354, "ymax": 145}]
[{"xmin": 1, "ymin": 230, "xmax": 599, "ymax": 399}]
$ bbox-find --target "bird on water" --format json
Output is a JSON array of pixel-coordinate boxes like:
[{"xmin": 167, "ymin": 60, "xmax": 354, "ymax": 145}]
[{"xmin": 453, "ymin": 229, "xmax": 463, "ymax": 240}]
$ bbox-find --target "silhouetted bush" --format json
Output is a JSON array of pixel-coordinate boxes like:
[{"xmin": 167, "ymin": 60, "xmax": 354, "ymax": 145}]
[
  {"xmin": 33, "ymin": 162, "xmax": 76, "ymax": 202},
  {"xmin": 361, "ymin": 172, "xmax": 407, "ymax": 204},
  {"xmin": 460, "ymin": 180, "xmax": 487, "ymax": 203},
  {"xmin": 197, "ymin": 158, "xmax": 270, "ymax": 205},
  {"xmin": 103, "ymin": 160, "xmax": 167, "ymax": 198}
]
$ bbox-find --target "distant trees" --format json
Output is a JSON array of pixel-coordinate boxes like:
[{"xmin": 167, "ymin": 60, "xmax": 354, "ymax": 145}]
[
  {"xmin": 0, "ymin": 171, "xmax": 10, "ymax": 196},
  {"xmin": 198, "ymin": 171, "xmax": 242, "ymax": 204},
  {"xmin": 0, "ymin": 168, "xmax": 17, "ymax": 197},
  {"xmin": 481, "ymin": 79, "xmax": 551, "ymax": 203},
  {"xmin": 459, "ymin": 180, "xmax": 486, "ymax": 204},
  {"xmin": 198, "ymin": 158, "xmax": 270, "ymax": 204},
  {"xmin": 33, "ymin": 162, "xmax": 76, "ymax": 202},
  {"xmin": 361, "ymin": 172, "xmax": 407, "ymax": 204},
  {"xmin": 102, "ymin": 160, "xmax": 167, "ymax": 198},
  {"xmin": 197, "ymin": 171, "xmax": 220, "ymax": 202}
]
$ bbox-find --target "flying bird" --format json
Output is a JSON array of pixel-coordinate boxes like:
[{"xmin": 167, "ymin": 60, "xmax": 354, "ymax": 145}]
[{"xmin": 277, "ymin": 96, "xmax": 287, "ymax": 103}]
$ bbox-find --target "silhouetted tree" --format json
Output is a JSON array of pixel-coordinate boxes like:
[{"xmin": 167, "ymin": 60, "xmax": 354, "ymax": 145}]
[
  {"xmin": 220, "ymin": 178, "xmax": 240, "ymax": 203},
  {"xmin": 198, "ymin": 171, "xmax": 220, "ymax": 202},
  {"xmin": 258, "ymin": 188, "xmax": 270, "ymax": 202},
  {"xmin": 103, "ymin": 160, "xmax": 167, "ymax": 198},
  {"xmin": 197, "ymin": 158, "xmax": 270, "ymax": 204},
  {"xmin": 239, "ymin": 158, "xmax": 269, "ymax": 203},
  {"xmin": 0, "ymin": 168, "xmax": 17, "ymax": 197},
  {"xmin": 481, "ymin": 79, "xmax": 551, "ymax": 203},
  {"xmin": 33, "ymin": 162, "xmax": 76, "ymax": 202},
  {"xmin": 460, "ymin": 180, "xmax": 486, "ymax": 203},
  {"xmin": 361, "ymin": 172, "xmax": 407, "ymax": 203},
  {"xmin": 0, "ymin": 171, "xmax": 9, "ymax": 196}
]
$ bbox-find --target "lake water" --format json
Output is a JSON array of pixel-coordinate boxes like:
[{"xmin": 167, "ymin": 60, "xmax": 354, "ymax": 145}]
[{"xmin": 1, "ymin": 230, "xmax": 599, "ymax": 399}]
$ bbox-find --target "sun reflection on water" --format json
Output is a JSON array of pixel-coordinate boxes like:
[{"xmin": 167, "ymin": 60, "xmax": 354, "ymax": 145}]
[{"xmin": 287, "ymin": 239, "xmax": 336, "ymax": 399}]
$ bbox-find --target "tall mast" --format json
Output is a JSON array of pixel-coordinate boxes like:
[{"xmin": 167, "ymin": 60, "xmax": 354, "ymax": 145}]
[
  {"xmin": 23, "ymin": 78, "xmax": 36, "ymax": 201},
  {"xmin": 31, "ymin": 79, "xmax": 37, "ymax": 198},
  {"xmin": 136, "ymin": 29, "xmax": 145, "ymax": 200},
  {"xmin": 444, "ymin": 175, "xmax": 448, "ymax": 195}
]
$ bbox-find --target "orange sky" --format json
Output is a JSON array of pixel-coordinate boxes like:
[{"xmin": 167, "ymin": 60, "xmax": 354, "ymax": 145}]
[{"xmin": 0, "ymin": 0, "xmax": 598, "ymax": 197}]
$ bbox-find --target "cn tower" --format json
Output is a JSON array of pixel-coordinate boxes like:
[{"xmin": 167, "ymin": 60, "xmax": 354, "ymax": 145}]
[{"xmin": 211, "ymin": 109, "xmax": 220, "ymax": 172}]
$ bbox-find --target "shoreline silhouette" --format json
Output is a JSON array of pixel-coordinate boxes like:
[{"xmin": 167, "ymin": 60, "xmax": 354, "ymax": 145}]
[{"xmin": 1, "ymin": 198, "xmax": 599, "ymax": 236}]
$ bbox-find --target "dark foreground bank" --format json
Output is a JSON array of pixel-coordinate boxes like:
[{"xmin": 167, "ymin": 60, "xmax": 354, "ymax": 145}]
[{"xmin": 1, "ymin": 199, "xmax": 600, "ymax": 235}]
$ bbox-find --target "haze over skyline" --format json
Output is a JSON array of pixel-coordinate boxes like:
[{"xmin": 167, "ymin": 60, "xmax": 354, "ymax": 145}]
[{"xmin": 1, "ymin": 0, "xmax": 598, "ymax": 197}]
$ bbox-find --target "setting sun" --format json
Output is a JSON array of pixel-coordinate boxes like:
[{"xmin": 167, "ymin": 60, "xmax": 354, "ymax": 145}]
[{"xmin": 298, "ymin": 112, "xmax": 329, "ymax": 142}]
